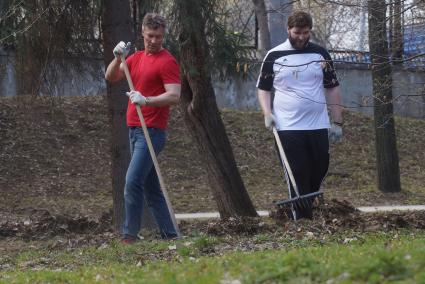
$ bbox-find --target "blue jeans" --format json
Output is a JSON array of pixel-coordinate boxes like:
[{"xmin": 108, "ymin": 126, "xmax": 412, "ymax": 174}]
[{"xmin": 123, "ymin": 127, "xmax": 177, "ymax": 239}]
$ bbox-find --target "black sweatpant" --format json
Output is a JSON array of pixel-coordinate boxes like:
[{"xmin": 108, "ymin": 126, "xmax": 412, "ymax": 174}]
[{"xmin": 276, "ymin": 129, "xmax": 329, "ymax": 219}]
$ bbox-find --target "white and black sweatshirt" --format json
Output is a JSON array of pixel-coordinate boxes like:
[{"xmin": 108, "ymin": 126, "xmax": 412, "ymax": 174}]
[{"xmin": 257, "ymin": 39, "xmax": 339, "ymax": 131}]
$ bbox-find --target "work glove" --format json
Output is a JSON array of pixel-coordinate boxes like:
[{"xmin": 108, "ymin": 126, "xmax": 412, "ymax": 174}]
[
  {"xmin": 328, "ymin": 122, "xmax": 343, "ymax": 144},
  {"xmin": 264, "ymin": 113, "xmax": 276, "ymax": 130},
  {"xmin": 113, "ymin": 41, "xmax": 131, "ymax": 59},
  {"xmin": 126, "ymin": 91, "xmax": 147, "ymax": 106}
]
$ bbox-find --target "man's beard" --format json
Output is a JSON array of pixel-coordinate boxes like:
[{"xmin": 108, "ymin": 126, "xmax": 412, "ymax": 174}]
[{"xmin": 288, "ymin": 34, "xmax": 309, "ymax": 50}]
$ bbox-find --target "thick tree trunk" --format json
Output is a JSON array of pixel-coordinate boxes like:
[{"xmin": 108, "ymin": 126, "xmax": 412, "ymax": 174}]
[
  {"xmin": 391, "ymin": 0, "xmax": 404, "ymax": 64},
  {"xmin": 368, "ymin": 0, "xmax": 401, "ymax": 193},
  {"xmin": 252, "ymin": 0, "xmax": 271, "ymax": 52},
  {"xmin": 176, "ymin": 0, "xmax": 257, "ymax": 217},
  {"xmin": 102, "ymin": 0, "xmax": 133, "ymax": 232},
  {"xmin": 15, "ymin": 0, "xmax": 43, "ymax": 96}
]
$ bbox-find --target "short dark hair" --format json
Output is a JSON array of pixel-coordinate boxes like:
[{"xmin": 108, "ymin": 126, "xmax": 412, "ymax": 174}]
[
  {"xmin": 287, "ymin": 11, "xmax": 313, "ymax": 29},
  {"xmin": 142, "ymin": 13, "xmax": 166, "ymax": 30}
]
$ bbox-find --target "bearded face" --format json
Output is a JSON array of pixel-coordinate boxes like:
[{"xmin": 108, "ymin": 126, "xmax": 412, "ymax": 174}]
[{"xmin": 287, "ymin": 26, "xmax": 311, "ymax": 50}]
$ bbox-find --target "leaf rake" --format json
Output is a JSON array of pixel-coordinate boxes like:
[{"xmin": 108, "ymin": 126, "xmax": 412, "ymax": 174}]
[{"xmin": 272, "ymin": 127, "xmax": 323, "ymax": 218}]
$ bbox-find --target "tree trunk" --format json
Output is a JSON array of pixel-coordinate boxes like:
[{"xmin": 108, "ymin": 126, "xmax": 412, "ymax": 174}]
[
  {"xmin": 267, "ymin": 0, "xmax": 292, "ymax": 48},
  {"xmin": 252, "ymin": 0, "xmax": 271, "ymax": 52},
  {"xmin": 15, "ymin": 0, "xmax": 43, "ymax": 97},
  {"xmin": 176, "ymin": 0, "xmax": 257, "ymax": 217},
  {"xmin": 101, "ymin": 0, "xmax": 133, "ymax": 232},
  {"xmin": 391, "ymin": 0, "xmax": 404, "ymax": 64},
  {"xmin": 368, "ymin": 0, "xmax": 401, "ymax": 193},
  {"xmin": 359, "ymin": 1, "xmax": 367, "ymax": 50}
]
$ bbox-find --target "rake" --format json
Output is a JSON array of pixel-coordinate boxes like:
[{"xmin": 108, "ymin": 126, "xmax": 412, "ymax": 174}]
[{"xmin": 272, "ymin": 127, "xmax": 323, "ymax": 218}]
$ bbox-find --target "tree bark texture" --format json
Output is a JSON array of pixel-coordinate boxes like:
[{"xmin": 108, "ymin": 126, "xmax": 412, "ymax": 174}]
[
  {"xmin": 15, "ymin": 0, "xmax": 43, "ymax": 96},
  {"xmin": 252, "ymin": 0, "xmax": 271, "ymax": 52},
  {"xmin": 391, "ymin": 0, "xmax": 404, "ymax": 64},
  {"xmin": 102, "ymin": 0, "xmax": 133, "ymax": 232},
  {"xmin": 368, "ymin": 0, "xmax": 401, "ymax": 193},
  {"xmin": 176, "ymin": 0, "xmax": 257, "ymax": 217}
]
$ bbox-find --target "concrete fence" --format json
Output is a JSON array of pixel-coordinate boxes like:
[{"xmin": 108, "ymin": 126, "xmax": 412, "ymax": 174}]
[{"xmin": 214, "ymin": 64, "xmax": 425, "ymax": 119}]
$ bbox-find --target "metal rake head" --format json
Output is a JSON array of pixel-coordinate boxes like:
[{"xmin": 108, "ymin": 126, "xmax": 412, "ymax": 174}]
[{"xmin": 276, "ymin": 192, "xmax": 324, "ymax": 211}]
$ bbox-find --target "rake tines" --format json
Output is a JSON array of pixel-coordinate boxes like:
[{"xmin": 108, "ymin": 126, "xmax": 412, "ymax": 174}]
[
  {"xmin": 276, "ymin": 191, "xmax": 323, "ymax": 211},
  {"xmin": 273, "ymin": 127, "xmax": 324, "ymax": 218}
]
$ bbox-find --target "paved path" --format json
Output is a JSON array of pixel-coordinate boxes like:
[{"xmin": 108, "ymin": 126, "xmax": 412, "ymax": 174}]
[
  {"xmin": 175, "ymin": 205, "xmax": 425, "ymax": 220},
  {"xmin": 357, "ymin": 205, "xmax": 425, "ymax": 212}
]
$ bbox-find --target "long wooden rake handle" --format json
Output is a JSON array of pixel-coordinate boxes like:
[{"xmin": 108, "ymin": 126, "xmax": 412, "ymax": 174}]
[
  {"xmin": 120, "ymin": 54, "xmax": 180, "ymax": 237},
  {"xmin": 272, "ymin": 127, "xmax": 301, "ymax": 197}
]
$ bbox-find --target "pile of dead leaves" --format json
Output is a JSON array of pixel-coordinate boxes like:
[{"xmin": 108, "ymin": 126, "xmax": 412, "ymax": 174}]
[
  {"xmin": 1, "ymin": 199, "xmax": 425, "ymax": 242},
  {"xmin": 0, "ymin": 209, "xmax": 112, "ymax": 240},
  {"xmin": 271, "ymin": 198, "xmax": 425, "ymax": 234},
  {"xmin": 203, "ymin": 199, "xmax": 425, "ymax": 238}
]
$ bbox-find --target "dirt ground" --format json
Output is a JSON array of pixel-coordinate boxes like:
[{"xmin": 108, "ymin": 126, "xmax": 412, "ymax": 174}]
[{"xmin": 0, "ymin": 95, "xmax": 425, "ymax": 255}]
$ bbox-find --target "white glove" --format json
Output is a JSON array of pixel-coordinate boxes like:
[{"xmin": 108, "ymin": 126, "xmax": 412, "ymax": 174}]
[
  {"xmin": 329, "ymin": 122, "xmax": 343, "ymax": 144},
  {"xmin": 126, "ymin": 91, "xmax": 147, "ymax": 106},
  {"xmin": 264, "ymin": 113, "xmax": 275, "ymax": 130},
  {"xmin": 113, "ymin": 41, "xmax": 131, "ymax": 59}
]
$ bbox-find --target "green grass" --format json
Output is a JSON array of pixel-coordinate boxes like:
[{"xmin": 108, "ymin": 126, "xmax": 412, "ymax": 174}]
[{"xmin": 2, "ymin": 233, "xmax": 425, "ymax": 283}]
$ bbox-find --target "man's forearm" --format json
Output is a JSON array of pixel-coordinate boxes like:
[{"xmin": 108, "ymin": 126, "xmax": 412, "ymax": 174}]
[
  {"xmin": 325, "ymin": 86, "xmax": 343, "ymax": 124},
  {"xmin": 146, "ymin": 92, "xmax": 180, "ymax": 107},
  {"xmin": 258, "ymin": 89, "xmax": 272, "ymax": 115},
  {"xmin": 105, "ymin": 58, "xmax": 124, "ymax": 83},
  {"xmin": 146, "ymin": 84, "xmax": 181, "ymax": 107}
]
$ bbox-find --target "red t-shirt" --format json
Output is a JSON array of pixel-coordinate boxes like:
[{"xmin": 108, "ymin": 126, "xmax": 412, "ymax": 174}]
[{"xmin": 125, "ymin": 49, "xmax": 180, "ymax": 129}]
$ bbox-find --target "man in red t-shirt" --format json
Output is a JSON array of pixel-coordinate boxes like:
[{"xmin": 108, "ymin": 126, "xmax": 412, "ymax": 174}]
[{"xmin": 105, "ymin": 13, "xmax": 181, "ymax": 244}]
